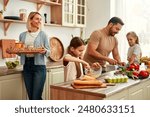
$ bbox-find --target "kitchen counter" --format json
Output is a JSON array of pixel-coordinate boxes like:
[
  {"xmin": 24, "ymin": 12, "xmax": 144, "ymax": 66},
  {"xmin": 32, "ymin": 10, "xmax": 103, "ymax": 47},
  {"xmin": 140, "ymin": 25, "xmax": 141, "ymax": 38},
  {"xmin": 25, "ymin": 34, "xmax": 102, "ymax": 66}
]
[
  {"xmin": 50, "ymin": 71, "xmax": 150, "ymax": 100},
  {"xmin": 0, "ymin": 66, "xmax": 23, "ymax": 76},
  {"xmin": 0, "ymin": 60, "xmax": 63, "ymax": 76}
]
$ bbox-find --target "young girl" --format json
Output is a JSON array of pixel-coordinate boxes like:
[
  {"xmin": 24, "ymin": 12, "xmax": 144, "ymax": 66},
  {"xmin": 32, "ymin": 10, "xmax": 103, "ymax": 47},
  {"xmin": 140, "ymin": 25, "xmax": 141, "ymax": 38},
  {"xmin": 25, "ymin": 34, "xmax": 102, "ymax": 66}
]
[
  {"xmin": 126, "ymin": 31, "xmax": 142, "ymax": 64},
  {"xmin": 63, "ymin": 37, "xmax": 100, "ymax": 81}
]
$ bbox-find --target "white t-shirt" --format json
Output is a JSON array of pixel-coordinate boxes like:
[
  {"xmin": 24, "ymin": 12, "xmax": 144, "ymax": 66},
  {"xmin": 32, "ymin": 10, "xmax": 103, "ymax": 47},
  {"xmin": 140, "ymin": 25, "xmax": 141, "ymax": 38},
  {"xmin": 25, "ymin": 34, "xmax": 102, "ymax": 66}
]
[
  {"xmin": 25, "ymin": 31, "xmax": 39, "ymax": 57},
  {"xmin": 127, "ymin": 44, "xmax": 142, "ymax": 64},
  {"xmin": 63, "ymin": 54, "xmax": 84, "ymax": 81}
]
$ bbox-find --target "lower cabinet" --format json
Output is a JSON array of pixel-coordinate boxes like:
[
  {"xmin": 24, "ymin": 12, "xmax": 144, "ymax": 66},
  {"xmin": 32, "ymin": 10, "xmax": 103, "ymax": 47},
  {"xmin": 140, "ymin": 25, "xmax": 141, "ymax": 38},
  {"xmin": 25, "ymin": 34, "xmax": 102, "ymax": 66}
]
[
  {"xmin": 144, "ymin": 80, "xmax": 150, "ymax": 99},
  {"xmin": 128, "ymin": 83, "xmax": 144, "ymax": 100},
  {"xmin": 0, "ymin": 66, "xmax": 64, "ymax": 100},
  {"xmin": 43, "ymin": 67, "xmax": 64, "ymax": 100},
  {"xmin": 105, "ymin": 79, "xmax": 150, "ymax": 100},
  {"xmin": 105, "ymin": 89, "xmax": 128, "ymax": 100},
  {"xmin": 0, "ymin": 73, "xmax": 26, "ymax": 100}
]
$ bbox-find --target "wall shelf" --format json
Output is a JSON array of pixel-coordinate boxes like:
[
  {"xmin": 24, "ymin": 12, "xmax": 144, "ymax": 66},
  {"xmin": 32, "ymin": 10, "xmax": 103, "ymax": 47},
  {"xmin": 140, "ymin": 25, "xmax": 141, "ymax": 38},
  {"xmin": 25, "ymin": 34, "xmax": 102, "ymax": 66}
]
[
  {"xmin": 0, "ymin": 19, "xmax": 76, "ymax": 36},
  {"xmin": 3, "ymin": 0, "xmax": 61, "ymax": 11},
  {"xmin": 22, "ymin": 0, "xmax": 61, "ymax": 11},
  {"xmin": 0, "ymin": 19, "xmax": 26, "ymax": 36}
]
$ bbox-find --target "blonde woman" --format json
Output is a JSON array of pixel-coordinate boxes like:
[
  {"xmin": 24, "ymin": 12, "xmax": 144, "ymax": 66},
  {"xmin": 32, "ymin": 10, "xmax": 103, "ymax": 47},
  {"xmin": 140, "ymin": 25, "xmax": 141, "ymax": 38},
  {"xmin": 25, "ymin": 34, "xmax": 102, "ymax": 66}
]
[
  {"xmin": 126, "ymin": 31, "xmax": 142, "ymax": 64},
  {"xmin": 19, "ymin": 12, "xmax": 50, "ymax": 100}
]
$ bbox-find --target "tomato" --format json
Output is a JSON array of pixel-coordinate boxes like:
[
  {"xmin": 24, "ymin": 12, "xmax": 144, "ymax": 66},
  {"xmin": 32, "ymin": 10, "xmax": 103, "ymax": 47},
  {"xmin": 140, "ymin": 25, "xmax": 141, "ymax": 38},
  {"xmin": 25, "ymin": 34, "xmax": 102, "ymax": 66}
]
[
  {"xmin": 129, "ymin": 64, "xmax": 135, "ymax": 71},
  {"xmin": 134, "ymin": 64, "xmax": 140, "ymax": 71},
  {"xmin": 139, "ymin": 70, "xmax": 149, "ymax": 79},
  {"xmin": 133, "ymin": 71, "xmax": 139, "ymax": 77},
  {"xmin": 131, "ymin": 63, "xmax": 140, "ymax": 71},
  {"xmin": 126, "ymin": 67, "xmax": 131, "ymax": 71}
]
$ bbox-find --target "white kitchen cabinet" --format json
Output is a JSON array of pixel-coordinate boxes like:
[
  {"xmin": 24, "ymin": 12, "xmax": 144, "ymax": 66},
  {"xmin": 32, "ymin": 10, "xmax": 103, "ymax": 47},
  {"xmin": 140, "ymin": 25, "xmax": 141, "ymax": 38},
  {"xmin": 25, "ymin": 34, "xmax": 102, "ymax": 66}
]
[
  {"xmin": 75, "ymin": 0, "xmax": 86, "ymax": 27},
  {"xmin": 128, "ymin": 80, "xmax": 150, "ymax": 100},
  {"xmin": 105, "ymin": 79, "xmax": 150, "ymax": 100},
  {"xmin": 0, "ymin": 66, "xmax": 64, "ymax": 100},
  {"xmin": 62, "ymin": 0, "xmax": 76, "ymax": 26},
  {"xmin": 50, "ymin": 67, "xmax": 64, "ymax": 84},
  {"xmin": 128, "ymin": 83, "xmax": 144, "ymax": 100},
  {"xmin": 43, "ymin": 67, "xmax": 64, "ymax": 100},
  {"xmin": 62, "ymin": 0, "xmax": 86, "ymax": 27},
  {"xmin": 142, "ymin": 80, "xmax": 150, "ymax": 100},
  {"xmin": 0, "ymin": 73, "xmax": 26, "ymax": 100},
  {"xmin": 105, "ymin": 89, "xmax": 128, "ymax": 100}
]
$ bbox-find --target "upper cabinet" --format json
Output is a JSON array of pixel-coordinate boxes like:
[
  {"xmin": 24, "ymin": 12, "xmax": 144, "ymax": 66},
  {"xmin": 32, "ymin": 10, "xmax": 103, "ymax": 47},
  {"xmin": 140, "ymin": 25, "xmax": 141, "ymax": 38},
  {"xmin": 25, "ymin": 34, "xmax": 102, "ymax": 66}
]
[
  {"xmin": 52, "ymin": 0, "xmax": 86, "ymax": 27},
  {"xmin": 75, "ymin": 0, "xmax": 86, "ymax": 27}
]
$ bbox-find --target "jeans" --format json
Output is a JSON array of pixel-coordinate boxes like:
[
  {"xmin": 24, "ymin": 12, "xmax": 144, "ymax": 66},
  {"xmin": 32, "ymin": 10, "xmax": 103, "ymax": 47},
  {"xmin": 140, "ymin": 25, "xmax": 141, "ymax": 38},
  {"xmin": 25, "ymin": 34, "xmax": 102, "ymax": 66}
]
[{"xmin": 23, "ymin": 57, "xmax": 46, "ymax": 100}]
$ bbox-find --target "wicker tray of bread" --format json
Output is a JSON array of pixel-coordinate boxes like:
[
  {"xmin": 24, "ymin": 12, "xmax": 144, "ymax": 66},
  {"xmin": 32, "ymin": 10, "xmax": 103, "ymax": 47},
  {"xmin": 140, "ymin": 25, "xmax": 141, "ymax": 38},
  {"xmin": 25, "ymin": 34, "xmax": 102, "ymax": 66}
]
[{"xmin": 6, "ymin": 47, "xmax": 45, "ymax": 54}]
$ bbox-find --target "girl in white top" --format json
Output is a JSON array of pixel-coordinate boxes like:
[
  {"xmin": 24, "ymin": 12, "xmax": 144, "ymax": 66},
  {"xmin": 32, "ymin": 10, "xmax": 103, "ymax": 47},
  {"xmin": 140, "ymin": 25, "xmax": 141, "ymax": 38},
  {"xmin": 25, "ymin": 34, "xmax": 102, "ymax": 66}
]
[
  {"xmin": 126, "ymin": 31, "xmax": 142, "ymax": 64},
  {"xmin": 63, "ymin": 37, "xmax": 100, "ymax": 81}
]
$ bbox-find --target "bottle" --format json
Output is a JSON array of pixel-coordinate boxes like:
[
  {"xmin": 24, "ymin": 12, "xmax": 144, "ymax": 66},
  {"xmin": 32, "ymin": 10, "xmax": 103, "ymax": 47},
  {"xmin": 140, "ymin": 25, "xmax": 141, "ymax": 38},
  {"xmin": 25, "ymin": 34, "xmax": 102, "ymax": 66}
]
[
  {"xmin": 44, "ymin": 13, "xmax": 47, "ymax": 23},
  {"xmin": 140, "ymin": 63, "xmax": 147, "ymax": 70},
  {"xmin": 19, "ymin": 9, "xmax": 27, "ymax": 21}
]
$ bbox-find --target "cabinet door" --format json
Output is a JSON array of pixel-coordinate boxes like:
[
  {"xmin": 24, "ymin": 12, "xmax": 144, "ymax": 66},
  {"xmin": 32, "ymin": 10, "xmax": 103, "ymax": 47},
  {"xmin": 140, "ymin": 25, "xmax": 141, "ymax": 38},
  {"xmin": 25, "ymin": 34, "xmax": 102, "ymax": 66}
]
[
  {"xmin": 143, "ymin": 80, "xmax": 150, "ymax": 100},
  {"xmin": 0, "ymin": 74, "xmax": 26, "ymax": 100},
  {"xmin": 45, "ymin": 67, "xmax": 64, "ymax": 100},
  {"xmin": 62, "ymin": 0, "xmax": 76, "ymax": 26},
  {"xmin": 105, "ymin": 89, "xmax": 128, "ymax": 100},
  {"xmin": 128, "ymin": 83, "xmax": 144, "ymax": 100},
  {"xmin": 50, "ymin": 67, "xmax": 64, "ymax": 84},
  {"xmin": 75, "ymin": 0, "xmax": 86, "ymax": 27},
  {"xmin": 42, "ymin": 70, "xmax": 50, "ymax": 100}
]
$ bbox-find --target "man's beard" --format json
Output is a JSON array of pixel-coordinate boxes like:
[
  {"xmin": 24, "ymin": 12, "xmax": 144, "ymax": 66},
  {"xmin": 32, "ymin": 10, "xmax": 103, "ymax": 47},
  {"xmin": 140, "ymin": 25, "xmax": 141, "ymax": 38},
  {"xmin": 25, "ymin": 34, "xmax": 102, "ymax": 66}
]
[{"xmin": 109, "ymin": 31, "xmax": 116, "ymax": 36}]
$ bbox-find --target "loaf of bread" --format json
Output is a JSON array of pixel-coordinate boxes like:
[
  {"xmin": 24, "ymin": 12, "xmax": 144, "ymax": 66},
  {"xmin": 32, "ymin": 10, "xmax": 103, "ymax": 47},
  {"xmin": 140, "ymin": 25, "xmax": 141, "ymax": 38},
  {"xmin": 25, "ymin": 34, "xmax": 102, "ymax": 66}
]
[
  {"xmin": 73, "ymin": 79, "xmax": 103, "ymax": 86},
  {"xmin": 146, "ymin": 68, "xmax": 150, "ymax": 73},
  {"xmin": 80, "ymin": 75, "xmax": 96, "ymax": 80}
]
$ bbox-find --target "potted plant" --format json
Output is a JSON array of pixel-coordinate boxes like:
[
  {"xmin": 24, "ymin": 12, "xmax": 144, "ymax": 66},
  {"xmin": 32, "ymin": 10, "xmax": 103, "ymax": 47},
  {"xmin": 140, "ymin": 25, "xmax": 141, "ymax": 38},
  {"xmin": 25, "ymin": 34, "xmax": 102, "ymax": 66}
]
[{"xmin": 83, "ymin": 38, "xmax": 90, "ymax": 45}]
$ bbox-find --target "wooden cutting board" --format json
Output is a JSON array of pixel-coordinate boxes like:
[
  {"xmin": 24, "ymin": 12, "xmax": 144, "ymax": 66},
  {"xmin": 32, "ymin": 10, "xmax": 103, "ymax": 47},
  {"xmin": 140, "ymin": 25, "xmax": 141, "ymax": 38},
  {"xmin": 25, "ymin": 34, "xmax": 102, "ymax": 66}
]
[
  {"xmin": 0, "ymin": 39, "xmax": 16, "ymax": 58},
  {"xmin": 49, "ymin": 37, "xmax": 64, "ymax": 61},
  {"xmin": 71, "ymin": 83, "xmax": 107, "ymax": 89}
]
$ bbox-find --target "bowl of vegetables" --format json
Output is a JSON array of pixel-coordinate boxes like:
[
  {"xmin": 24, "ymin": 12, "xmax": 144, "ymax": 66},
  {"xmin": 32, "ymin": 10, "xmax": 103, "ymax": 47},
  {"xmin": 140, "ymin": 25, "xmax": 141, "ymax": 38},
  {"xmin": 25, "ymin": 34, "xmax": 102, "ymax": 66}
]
[{"xmin": 5, "ymin": 60, "xmax": 19, "ymax": 69}]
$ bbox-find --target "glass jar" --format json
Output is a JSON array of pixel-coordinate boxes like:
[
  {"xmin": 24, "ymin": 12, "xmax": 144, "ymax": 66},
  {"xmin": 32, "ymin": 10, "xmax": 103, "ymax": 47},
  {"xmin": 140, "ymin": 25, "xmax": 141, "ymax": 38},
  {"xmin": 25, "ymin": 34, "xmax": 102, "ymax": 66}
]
[{"xmin": 19, "ymin": 9, "xmax": 27, "ymax": 21}]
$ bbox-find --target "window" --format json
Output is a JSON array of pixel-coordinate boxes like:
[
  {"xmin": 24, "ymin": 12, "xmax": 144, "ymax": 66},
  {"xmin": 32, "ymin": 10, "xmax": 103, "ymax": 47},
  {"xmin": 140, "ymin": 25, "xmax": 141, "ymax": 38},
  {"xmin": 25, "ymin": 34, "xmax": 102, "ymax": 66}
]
[{"xmin": 112, "ymin": 0, "xmax": 150, "ymax": 62}]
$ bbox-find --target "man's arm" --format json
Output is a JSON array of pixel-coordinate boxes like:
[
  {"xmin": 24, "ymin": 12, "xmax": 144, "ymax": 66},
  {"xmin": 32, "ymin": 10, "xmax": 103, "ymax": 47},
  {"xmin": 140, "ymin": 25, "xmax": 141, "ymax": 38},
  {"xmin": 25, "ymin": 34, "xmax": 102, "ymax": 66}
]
[
  {"xmin": 112, "ymin": 44, "xmax": 121, "ymax": 62},
  {"xmin": 87, "ymin": 31, "xmax": 110, "ymax": 61},
  {"xmin": 112, "ymin": 40, "xmax": 125, "ymax": 65},
  {"xmin": 87, "ymin": 41, "xmax": 110, "ymax": 61}
]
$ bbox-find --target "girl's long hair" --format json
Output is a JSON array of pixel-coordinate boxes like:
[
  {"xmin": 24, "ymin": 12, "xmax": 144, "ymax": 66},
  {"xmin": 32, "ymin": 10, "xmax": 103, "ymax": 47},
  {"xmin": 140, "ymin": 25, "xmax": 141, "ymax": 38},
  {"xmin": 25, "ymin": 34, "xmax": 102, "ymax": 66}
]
[
  {"xmin": 67, "ymin": 37, "xmax": 85, "ymax": 54},
  {"xmin": 126, "ymin": 31, "xmax": 139, "ymax": 44}
]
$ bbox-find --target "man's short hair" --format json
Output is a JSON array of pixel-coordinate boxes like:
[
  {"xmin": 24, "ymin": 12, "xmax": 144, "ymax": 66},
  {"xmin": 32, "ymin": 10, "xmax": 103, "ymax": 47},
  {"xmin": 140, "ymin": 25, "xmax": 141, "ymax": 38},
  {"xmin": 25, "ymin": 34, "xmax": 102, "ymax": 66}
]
[{"xmin": 108, "ymin": 17, "xmax": 124, "ymax": 25}]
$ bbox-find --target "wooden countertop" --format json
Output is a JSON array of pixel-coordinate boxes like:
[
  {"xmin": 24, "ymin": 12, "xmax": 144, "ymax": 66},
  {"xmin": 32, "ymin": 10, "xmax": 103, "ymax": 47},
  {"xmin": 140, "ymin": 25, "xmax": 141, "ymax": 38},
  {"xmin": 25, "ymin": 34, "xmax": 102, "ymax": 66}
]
[{"xmin": 50, "ymin": 71, "xmax": 149, "ymax": 100}]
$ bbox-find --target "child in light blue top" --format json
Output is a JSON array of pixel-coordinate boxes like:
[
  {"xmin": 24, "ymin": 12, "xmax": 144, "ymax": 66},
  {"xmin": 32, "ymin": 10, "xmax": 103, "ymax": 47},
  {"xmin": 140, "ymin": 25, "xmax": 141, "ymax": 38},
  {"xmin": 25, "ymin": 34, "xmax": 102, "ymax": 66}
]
[{"xmin": 126, "ymin": 31, "xmax": 142, "ymax": 64}]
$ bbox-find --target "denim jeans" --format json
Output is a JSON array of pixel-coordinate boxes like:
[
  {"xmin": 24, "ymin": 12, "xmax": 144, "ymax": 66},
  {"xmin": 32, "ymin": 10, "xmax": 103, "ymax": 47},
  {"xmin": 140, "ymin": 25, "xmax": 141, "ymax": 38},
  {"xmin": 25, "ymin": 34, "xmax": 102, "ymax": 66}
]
[{"xmin": 23, "ymin": 57, "xmax": 46, "ymax": 100}]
